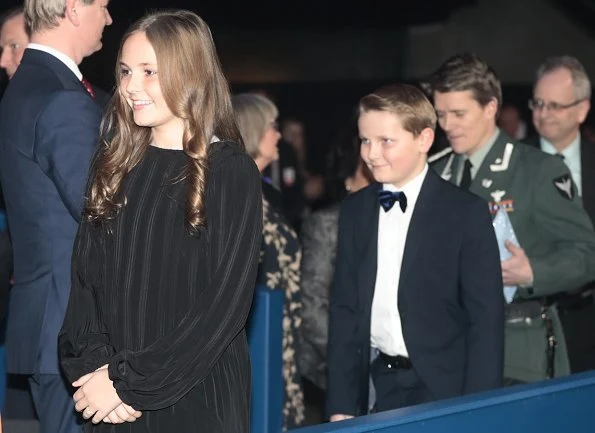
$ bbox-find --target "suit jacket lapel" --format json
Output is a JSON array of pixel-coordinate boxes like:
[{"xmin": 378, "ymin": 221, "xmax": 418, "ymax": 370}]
[
  {"xmin": 358, "ymin": 184, "xmax": 381, "ymax": 310},
  {"xmin": 398, "ymin": 169, "xmax": 438, "ymax": 299}
]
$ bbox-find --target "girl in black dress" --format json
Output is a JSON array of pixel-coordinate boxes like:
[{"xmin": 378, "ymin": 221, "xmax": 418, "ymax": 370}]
[{"xmin": 58, "ymin": 10, "xmax": 262, "ymax": 432}]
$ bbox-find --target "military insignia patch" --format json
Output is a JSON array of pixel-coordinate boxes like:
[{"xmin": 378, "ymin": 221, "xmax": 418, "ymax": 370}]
[
  {"xmin": 488, "ymin": 200, "xmax": 514, "ymax": 214},
  {"xmin": 552, "ymin": 174, "xmax": 574, "ymax": 200}
]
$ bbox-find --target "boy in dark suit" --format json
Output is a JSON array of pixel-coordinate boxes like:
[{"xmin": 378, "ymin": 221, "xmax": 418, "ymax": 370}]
[{"xmin": 327, "ymin": 84, "xmax": 504, "ymax": 421}]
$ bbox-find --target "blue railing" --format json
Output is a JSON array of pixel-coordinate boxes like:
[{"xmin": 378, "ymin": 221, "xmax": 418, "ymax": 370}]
[
  {"xmin": 247, "ymin": 284, "xmax": 284, "ymax": 433},
  {"xmin": 292, "ymin": 371, "xmax": 595, "ymax": 433},
  {"xmin": 246, "ymin": 282, "xmax": 595, "ymax": 432}
]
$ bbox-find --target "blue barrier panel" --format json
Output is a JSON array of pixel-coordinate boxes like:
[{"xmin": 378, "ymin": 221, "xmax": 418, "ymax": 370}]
[
  {"xmin": 247, "ymin": 284, "xmax": 284, "ymax": 433},
  {"xmin": 294, "ymin": 371, "xmax": 595, "ymax": 433}
]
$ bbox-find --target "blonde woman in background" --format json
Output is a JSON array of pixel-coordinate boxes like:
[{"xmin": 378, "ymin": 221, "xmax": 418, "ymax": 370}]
[{"xmin": 233, "ymin": 93, "xmax": 305, "ymax": 430}]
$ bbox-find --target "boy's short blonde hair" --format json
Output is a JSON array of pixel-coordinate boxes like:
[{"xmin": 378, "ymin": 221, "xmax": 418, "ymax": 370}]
[{"xmin": 359, "ymin": 83, "xmax": 437, "ymax": 136}]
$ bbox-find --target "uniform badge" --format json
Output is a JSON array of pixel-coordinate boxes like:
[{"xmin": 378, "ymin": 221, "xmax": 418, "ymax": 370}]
[
  {"xmin": 490, "ymin": 190, "xmax": 506, "ymax": 203},
  {"xmin": 488, "ymin": 190, "xmax": 514, "ymax": 214},
  {"xmin": 553, "ymin": 174, "xmax": 574, "ymax": 200},
  {"xmin": 488, "ymin": 200, "xmax": 514, "ymax": 214},
  {"xmin": 482, "ymin": 178, "xmax": 493, "ymax": 188}
]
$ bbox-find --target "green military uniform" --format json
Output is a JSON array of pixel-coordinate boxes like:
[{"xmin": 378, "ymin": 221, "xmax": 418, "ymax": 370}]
[{"xmin": 431, "ymin": 130, "xmax": 595, "ymax": 383}]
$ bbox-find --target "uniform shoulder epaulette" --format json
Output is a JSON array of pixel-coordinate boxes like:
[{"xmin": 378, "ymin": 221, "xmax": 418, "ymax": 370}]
[{"xmin": 428, "ymin": 147, "xmax": 453, "ymax": 164}]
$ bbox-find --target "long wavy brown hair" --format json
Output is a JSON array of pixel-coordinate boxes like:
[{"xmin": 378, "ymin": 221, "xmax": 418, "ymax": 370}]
[{"xmin": 85, "ymin": 10, "xmax": 242, "ymax": 231}]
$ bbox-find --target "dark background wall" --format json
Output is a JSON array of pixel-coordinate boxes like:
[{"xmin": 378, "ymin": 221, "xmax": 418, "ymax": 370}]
[{"xmin": 1, "ymin": 0, "xmax": 594, "ymax": 171}]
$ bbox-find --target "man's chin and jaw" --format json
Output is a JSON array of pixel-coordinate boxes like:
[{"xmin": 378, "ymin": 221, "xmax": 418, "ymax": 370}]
[
  {"xmin": 449, "ymin": 136, "xmax": 476, "ymax": 156},
  {"xmin": 78, "ymin": 33, "xmax": 105, "ymax": 62},
  {"xmin": 73, "ymin": 0, "xmax": 112, "ymax": 62}
]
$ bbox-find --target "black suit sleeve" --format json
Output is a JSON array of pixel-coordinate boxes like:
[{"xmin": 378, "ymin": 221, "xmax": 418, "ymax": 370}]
[
  {"xmin": 460, "ymin": 199, "xmax": 504, "ymax": 393},
  {"xmin": 0, "ymin": 231, "xmax": 11, "ymax": 320},
  {"xmin": 59, "ymin": 218, "xmax": 117, "ymax": 382},
  {"xmin": 59, "ymin": 146, "xmax": 117, "ymax": 381},
  {"xmin": 34, "ymin": 90, "xmax": 101, "ymax": 221},
  {"xmin": 326, "ymin": 197, "xmax": 362, "ymax": 416}
]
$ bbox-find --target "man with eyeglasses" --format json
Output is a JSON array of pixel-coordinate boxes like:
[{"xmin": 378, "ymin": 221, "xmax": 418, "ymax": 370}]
[
  {"xmin": 527, "ymin": 56, "xmax": 593, "ymax": 224},
  {"xmin": 426, "ymin": 53, "xmax": 595, "ymax": 385},
  {"xmin": 525, "ymin": 56, "xmax": 595, "ymax": 375}
]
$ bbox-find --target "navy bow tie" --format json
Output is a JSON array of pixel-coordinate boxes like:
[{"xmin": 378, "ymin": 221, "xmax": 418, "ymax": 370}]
[{"xmin": 378, "ymin": 190, "xmax": 407, "ymax": 213}]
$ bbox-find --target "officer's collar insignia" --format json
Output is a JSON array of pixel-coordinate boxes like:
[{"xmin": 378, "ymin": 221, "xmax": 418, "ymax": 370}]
[
  {"xmin": 490, "ymin": 143, "xmax": 514, "ymax": 172},
  {"xmin": 428, "ymin": 147, "xmax": 454, "ymax": 164},
  {"xmin": 434, "ymin": 152, "xmax": 455, "ymax": 181},
  {"xmin": 553, "ymin": 174, "xmax": 574, "ymax": 200}
]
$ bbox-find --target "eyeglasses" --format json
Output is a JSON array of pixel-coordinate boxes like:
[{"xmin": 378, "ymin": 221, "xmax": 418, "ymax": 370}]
[{"xmin": 528, "ymin": 98, "xmax": 586, "ymax": 112}]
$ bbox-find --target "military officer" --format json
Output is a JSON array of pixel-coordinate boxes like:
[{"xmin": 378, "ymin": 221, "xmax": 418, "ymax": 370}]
[{"xmin": 423, "ymin": 53, "xmax": 595, "ymax": 383}]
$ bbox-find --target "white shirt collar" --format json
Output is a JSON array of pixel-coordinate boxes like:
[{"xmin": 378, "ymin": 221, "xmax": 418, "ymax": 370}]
[
  {"xmin": 382, "ymin": 163, "xmax": 428, "ymax": 212},
  {"xmin": 27, "ymin": 43, "xmax": 83, "ymax": 81},
  {"xmin": 540, "ymin": 133, "xmax": 581, "ymax": 162}
]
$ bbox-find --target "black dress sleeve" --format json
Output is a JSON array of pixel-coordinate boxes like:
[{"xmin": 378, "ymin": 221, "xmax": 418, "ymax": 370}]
[
  {"xmin": 58, "ymin": 218, "xmax": 117, "ymax": 383},
  {"xmin": 58, "ymin": 148, "xmax": 117, "ymax": 383},
  {"xmin": 107, "ymin": 152, "xmax": 263, "ymax": 410}
]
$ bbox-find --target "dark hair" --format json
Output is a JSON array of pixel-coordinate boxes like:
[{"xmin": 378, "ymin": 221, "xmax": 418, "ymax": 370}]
[
  {"xmin": 0, "ymin": 6, "xmax": 29, "ymax": 37},
  {"xmin": 325, "ymin": 108, "xmax": 364, "ymax": 202},
  {"xmin": 421, "ymin": 52, "xmax": 502, "ymax": 108}
]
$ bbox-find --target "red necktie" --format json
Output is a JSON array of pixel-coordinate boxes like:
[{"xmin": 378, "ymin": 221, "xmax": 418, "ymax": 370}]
[{"xmin": 81, "ymin": 77, "xmax": 96, "ymax": 99}]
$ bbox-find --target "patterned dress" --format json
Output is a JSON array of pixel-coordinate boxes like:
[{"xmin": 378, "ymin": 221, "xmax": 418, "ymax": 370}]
[
  {"xmin": 257, "ymin": 197, "xmax": 305, "ymax": 430},
  {"xmin": 298, "ymin": 204, "xmax": 340, "ymax": 390}
]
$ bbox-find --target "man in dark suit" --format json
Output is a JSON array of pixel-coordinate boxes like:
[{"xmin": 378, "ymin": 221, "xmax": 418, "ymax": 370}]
[
  {"xmin": 0, "ymin": 1, "xmax": 112, "ymax": 432},
  {"xmin": 326, "ymin": 84, "xmax": 504, "ymax": 421},
  {"xmin": 526, "ymin": 56, "xmax": 594, "ymax": 226},
  {"xmin": 0, "ymin": 5, "xmax": 110, "ymax": 106},
  {"xmin": 524, "ymin": 55, "xmax": 595, "ymax": 374}
]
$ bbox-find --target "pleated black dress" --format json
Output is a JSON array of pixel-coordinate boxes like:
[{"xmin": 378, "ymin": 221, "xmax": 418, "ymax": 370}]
[{"xmin": 59, "ymin": 141, "xmax": 262, "ymax": 432}]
